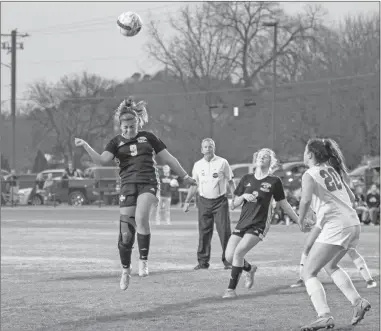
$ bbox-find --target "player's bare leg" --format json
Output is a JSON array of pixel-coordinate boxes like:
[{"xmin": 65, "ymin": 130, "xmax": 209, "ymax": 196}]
[
  {"xmin": 136, "ymin": 192, "xmax": 158, "ymax": 277},
  {"xmin": 292, "ymin": 227, "xmax": 321, "ymax": 288},
  {"xmin": 324, "ymin": 248, "xmax": 371, "ymax": 326},
  {"xmin": 223, "ymin": 233, "xmax": 260, "ymax": 298},
  {"xmin": 301, "ymin": 242, "xmax": 344, "ymax": 330},
  {"xmin": 347, "ymin": 248, "xmax": 377, "ymax": 288}
]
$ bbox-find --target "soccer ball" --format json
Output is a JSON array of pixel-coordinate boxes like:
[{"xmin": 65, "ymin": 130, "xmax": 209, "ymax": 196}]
[
  {"xmin": 117, "ymin": 12, "xmax": 142, "ymax": 37},
  {"xmin": 169, "ymin": 179, "xmax": 179, "ymax": 188}
]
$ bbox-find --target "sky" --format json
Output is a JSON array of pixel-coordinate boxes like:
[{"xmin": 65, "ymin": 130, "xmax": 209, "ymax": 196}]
[{"xmin": 1, "ymin": 1, "xmax": 379, "ymax": 110}]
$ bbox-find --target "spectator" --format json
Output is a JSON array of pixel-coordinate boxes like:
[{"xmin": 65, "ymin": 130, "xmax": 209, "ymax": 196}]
[
  {"xmin": 62, "ymin": 161, "xmax": 81, "ymax": 189},
  {"xmin": 35, "ymin": 173, "xmax": 44, "ymax": 190},
  {"xmin": 353, "ymin": 186, "xmax": 369, "ymax": 224},
  {"xmin": 150, "ymin": 165, "xmax": 179, "ymax": 225},
  {"xmin": 62, "ymin": 161, "xmax": 81, "ymax": 179},
  {"xmin": 7, "ymin": 169, "xmax": 19, "ymax": 203},
  {"xmin": 366, "ymin": 184, "xmax": 380, "ymax": 225},
  {"xmin": 43, "ymin": 173, "xmax": 54, "ymax": 199}
]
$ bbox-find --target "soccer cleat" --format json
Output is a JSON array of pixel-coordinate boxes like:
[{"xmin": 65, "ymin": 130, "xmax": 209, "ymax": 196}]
[
  {"xmin": 291, "ymin": 279, "xmax": 305, "ymax": 288},
  {"xmin": 351, "ymin": 298, "xmax": 371, "ymax": 325},
  {"xmin": 120, "ymin": 268, "xmax": 131, "ymax": 291},
  {"xmin": 138, "ymin": 259, "xmax": 149, "ymax": 277},
  {"xmin": 194, "ymin": 263, "xmax": 209, "ymax": 270},
  {"xmin": 244, "ymin": 265, "xmax": 257, "ymax": 289},
  {"xmin": 366, "ymin": 280, "xmax": 377, "ymax": 289},
  {"xmin": 222, "ymin": 289, "xmax": 237, "ymax": 299},
  {"xmin": 300, "ymin": 316, "xmax": 334, "ymax": 331}
]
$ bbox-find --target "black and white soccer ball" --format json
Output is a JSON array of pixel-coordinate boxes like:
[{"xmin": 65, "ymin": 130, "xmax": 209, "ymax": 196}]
[{"xmin": 117, "ymin": 12, "xmax": 142, "ymax": 37}]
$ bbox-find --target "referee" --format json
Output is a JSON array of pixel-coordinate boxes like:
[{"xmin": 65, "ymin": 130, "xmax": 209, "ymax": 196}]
[{"xmin": 183, "ymin": 138, "xmax": 236, "ymax": 270}]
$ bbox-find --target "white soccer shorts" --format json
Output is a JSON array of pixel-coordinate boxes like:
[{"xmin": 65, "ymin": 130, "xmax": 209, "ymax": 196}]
[{"xmin": 315, "ymin": 223, "xmax": 361, "ymax": 249}]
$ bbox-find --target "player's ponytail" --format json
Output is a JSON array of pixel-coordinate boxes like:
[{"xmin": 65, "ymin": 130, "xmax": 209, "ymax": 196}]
[
  {"xmin": 323, "ymin": 138, "xmax": 348, "ymax": 178},
  {"xmin": 115, "ymin": 96, "xmax": 148, "ymax": 128}
]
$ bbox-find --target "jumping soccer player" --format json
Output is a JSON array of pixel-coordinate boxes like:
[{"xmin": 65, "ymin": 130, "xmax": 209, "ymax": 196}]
[
  {"xmin": 222, "ymin": 148, "xmax": 300, "ymax": 298},
  {"xmin": 298, "ymin": 138, "xmax": 371, "ymax": 331},
  {"xmin": 74, "ymin": 98, "xmax": 196, "ymax": 291}
]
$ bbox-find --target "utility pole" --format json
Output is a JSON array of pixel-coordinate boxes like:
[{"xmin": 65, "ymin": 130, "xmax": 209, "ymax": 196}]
[
  {"xmin": 262, "ymin": 21, "xmax": 278, "ymax": 151},
  {"xmin": 1, "ymin": 29, "xmax": 29, "ymax": 171}
]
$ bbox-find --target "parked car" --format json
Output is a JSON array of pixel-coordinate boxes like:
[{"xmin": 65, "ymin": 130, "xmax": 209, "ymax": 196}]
[
  {"xmin": 1, "ymin": 173, "xmax": 45, "ymax": 206},
  {"xmin": 273, "ymin": 161, "xmax": 307, "ymax": 191},
  {"xmin": 349, "ymin": 159, "xmax": 380, "ymax": 189},
  {"xmin": 39, "ymin": 169, "xmax": 67, "ymax": 180},
  {"xmin": 84, "ymin": 166, "xmax": 120, "ymax": 205},
  {"xmin": 230, "ymin": 163, "xmax": 254, "ymax": 186},
  {"xmin": 1, "ymin": 169, "xmax": 9, "ymax": 177}
]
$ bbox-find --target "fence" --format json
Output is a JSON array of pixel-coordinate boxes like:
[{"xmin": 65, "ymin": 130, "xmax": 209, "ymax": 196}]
[{"xmin": 0, "ymin": 177, "xmax": 192, "ymax": 208}]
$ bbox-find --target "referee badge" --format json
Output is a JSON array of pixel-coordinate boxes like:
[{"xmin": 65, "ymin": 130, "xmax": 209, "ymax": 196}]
[{"xmin": 119, "ymin": 195, "xmax": 126, "ymax": 202}]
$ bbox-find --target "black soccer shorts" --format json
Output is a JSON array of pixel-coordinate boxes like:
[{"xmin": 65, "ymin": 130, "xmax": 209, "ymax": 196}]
[
  {"xmin": 119, "ymin": 183, "xmax": 159, "ymax": 207},
  {"xmin": 232, "ymin": 225, "xmax": 265, "ymax": 240}
]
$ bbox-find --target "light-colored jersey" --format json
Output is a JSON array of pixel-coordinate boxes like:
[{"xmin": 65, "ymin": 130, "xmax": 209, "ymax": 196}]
[{"xmin": 306, "ymin": 164, "xmax": 359, "ymax": 229}]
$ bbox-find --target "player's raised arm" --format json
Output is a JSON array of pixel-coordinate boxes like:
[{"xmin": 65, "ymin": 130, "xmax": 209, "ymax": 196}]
[{"xmin": 74, "ymin": 138, "xmax": 114, "ymax": 165}]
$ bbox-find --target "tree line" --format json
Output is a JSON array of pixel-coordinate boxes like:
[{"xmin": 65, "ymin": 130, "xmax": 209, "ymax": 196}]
[{"xmin": 1, "ymin": 2, "xmax": 379, "ymax": 173}]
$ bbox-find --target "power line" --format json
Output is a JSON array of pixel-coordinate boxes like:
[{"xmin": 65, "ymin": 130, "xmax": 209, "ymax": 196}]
[
  {"xmin": 5, "ymin": 72, "xmax": 378, "ymax": 103},
  {"xmin": 18, "ymin": 54, "xmax": 139, "ymax": 65},
  {"xmin": 27, "ymin": 4, "xmax": 176, "ymax": 34}
]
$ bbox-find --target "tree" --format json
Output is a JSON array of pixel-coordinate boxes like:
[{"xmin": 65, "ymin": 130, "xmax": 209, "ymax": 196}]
[
  {"xmin": 1, "ymin": 154, "xmax": 10, "ymax": 171},
  {"xmin": 32, "ymin": 149, "xmax": 48, "ymax": 173},
  {"xmin": 146, "ymin": 3, "xmax": 241, "ymax": 139},
  {"xmin": 26, "ymin": 72, "xmax": 118, "ymax": 162},
  {"xmin": 206, "ymin": 2, "xmax": 326, "ymax": 87}
]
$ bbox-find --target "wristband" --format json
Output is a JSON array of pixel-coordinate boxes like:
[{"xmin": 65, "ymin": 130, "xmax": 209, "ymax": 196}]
[{"xmin": 182, "ymin": 174, "xmax": 190, "ymax": 180}]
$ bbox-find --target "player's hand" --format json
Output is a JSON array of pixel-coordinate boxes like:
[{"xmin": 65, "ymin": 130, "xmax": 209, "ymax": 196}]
[
  {"xmin": 243, "ymin": 193, "xmax": 257, "ymax": 203},
  {"xmin": 183, "ymin": 202, "xmax": 190, "ymax": 212},
  {"xmin": 183, "ymin": 176, "xmax": 197, "ymax": 186},
  {"xmin": 74, "ymin": 138, "xmax": 88, "ymax": 147}
]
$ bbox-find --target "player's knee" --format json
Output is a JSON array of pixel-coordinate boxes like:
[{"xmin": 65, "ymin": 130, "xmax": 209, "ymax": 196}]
[
  {"xmin": 303, "ymin": 243, "xmax": 313, "ymax": 256},
  {"xmin": 233, "ymin": 248, "xmax": 245, "ymax": 260},
  {"xmin": 225, "ymin": 250, "xmax": 234, "ymax": 264},
  {"xmin": 302, "ymin": 266, "xmax": 318, "ymax": 281},
  {"xmin": 324, "ymin": 265, "xmax": 339, "ymax": 277},
  {"xmin": 118, "ymin": 222, "xmax": 136, "ymax": 250},
  {"xmin": 346, "ymin": 248, "xmax": 359, "ymax": 260},
  {"xmin": 135, "ymin": 215, "xmax": 150, "ymax": 234}
]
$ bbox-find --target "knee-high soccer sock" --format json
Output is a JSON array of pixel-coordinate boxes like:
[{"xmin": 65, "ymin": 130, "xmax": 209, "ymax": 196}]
[
  {"xmin": 243, "ymin": 259, "xmax": 251, "ymax": 272},
  {"xmin": 300, "ymin": 253, "xmax": 307, "ymax": 279},
  {"xmin": 305, "ymin": 277, "xmax": 331, "ymax": 317},
  {"xmin": 228, "ymin": 266, "xmax": 243, "ymax": 290},
  {"xmin": 352, "ymin": 256, "xmax": 373, "ymax": 282},
  {"xmin": 330, "ymin": 268, "xmax": 361, "ymax": 305},
  {"xmin": 137, "ymin": 233, "xmax": 151, "ymax": 260}
]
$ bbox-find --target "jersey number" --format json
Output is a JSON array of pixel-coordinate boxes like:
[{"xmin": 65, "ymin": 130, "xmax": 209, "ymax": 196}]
[
  {"xmin": 319, "ymin": 168, "xmax": 342, "ymax": 192},
  {"xmin": 130, "ymin": 144, "xmax": 137, "ymax": 156}
]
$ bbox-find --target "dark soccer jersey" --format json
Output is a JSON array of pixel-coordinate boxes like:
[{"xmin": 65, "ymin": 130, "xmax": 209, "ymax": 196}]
[
  {"xmin": 234, "ymin": 174, "xmax": 285, "ymax": 230},
  {"xmin": 160, "ymin": 175, "xmax": 175, "ymax": 197},
  {"xmin": 366, "ymin": 193, "xmax": 380, "ymax": 208},
  {"xmin": 104, "ymin": 131, "xmax": 166, "ymax": 185}
]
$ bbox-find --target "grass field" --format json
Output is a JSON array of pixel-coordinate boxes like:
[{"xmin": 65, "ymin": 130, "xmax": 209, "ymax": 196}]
[{"xmin": 1, "ymin": 207, "xmax": 380, "ymax": 331}]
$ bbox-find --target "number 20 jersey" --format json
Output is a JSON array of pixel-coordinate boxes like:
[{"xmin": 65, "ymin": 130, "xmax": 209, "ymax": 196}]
[
  {"xmin": 306, "ymin": 164, "xmax": 359, "ymax": 229},
  {"xmin": 104, "ymin": 131, "xmax": 166, "ymax": 185}
]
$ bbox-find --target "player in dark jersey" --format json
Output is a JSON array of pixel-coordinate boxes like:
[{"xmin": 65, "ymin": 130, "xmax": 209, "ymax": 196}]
[
  {"xmin": 150, "ymin": 165, "xmax": 179, "ymax": 225},
  {"xmin": 222, "ymin": 148, "xmax": 300, "ymax": 299},
  {"xmin": 74, "ymin": 97, "xmax": 196, "ymax": 291}
]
